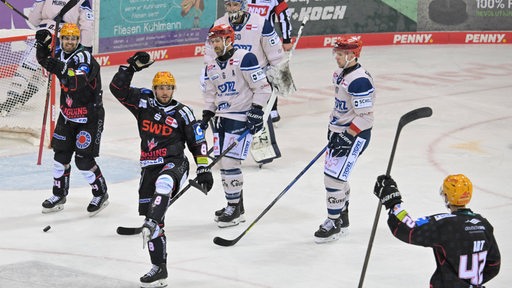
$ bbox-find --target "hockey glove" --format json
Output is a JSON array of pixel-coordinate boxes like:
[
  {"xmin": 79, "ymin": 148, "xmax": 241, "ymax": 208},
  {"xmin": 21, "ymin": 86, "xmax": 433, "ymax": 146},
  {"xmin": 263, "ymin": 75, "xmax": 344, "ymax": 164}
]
[
  {"xmin": 127, "ymin": 51, "xmax": 154, "ymax": 72},
  {"xmin": 141, "ymin": 218, "xmax": 160, "ymax": 249},
  {"xmin": 35, "ymin": 29, "xmax": 53, "ymax": 48},
  {"xmin": 35, "ymin": 29, "xmax": 52, "ymax": 60},
  {"xmin": 373, "ymin": 175, "xmax": 402, "ymax": 210},
  {"xmin": 39, "ymin": 58, "xmax": 66, "ymax": 78},
  {"xmin": 196, "ymin": 166, "xmax": 214, "ymax": 193},
  {"xmin": 199, "ymin": 110, "xmax": 215, "ymax": 131},
  {"xmin": 328, "ymin": 130, "xmax": 355, "ymax": 157},
  {"xmin": 246, "ymin": 105, "xmax": 264, "ymax": 134}
]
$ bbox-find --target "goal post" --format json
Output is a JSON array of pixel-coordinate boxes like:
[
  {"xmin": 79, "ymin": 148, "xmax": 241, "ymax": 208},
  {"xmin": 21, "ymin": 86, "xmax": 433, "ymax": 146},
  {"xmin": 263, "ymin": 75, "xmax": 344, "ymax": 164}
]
[{"xmin": 0, "ymin": 30, "xmax": 56, "ymax": 145}]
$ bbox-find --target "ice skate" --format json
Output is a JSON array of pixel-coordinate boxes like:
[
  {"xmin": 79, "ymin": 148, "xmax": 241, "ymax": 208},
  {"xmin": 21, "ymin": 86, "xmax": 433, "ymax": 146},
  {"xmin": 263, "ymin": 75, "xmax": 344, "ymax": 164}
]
[
  {"xmin": 42, "ymin": 195, "xmax": 66, "ymax": 213},
  {"xmin": 214, "ymin": 194, "xmax": 245, "ymax": 223},
  {"xmin": 314, "ymin": 216, "xmax": 348, "ymax": 244},
  {"xmin": 140, "ymin": 264, "xmax": 167, "ymax": 288},
  {"xmin": 87, "ymin": 192, "xmax": 109, "ymax": 216},
  {"xmin": 217, "ymin": 202, "xmax": 243, "ymax": 228}
]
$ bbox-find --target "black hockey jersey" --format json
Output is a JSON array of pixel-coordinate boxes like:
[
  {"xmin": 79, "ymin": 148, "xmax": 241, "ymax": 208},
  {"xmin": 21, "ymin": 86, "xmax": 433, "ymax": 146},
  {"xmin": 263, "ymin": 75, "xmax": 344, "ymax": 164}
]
[
  {"xmin": 110, "ymin": 67, "xmax": 208, "ymax": 167},
  {"xmin": 55, "ymin": 45, "xmax": 102, "ymax": 123},
  {"xmin": 388, "ymin": 206, "xmax": 501, "ymax": 287}
]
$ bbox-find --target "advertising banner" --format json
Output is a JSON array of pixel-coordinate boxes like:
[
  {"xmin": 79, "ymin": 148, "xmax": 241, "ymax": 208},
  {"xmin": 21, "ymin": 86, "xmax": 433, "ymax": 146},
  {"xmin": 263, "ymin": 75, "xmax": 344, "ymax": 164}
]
[{"xmin": 97, "ymin": 0, "xmax": 216, "ymax": 53}]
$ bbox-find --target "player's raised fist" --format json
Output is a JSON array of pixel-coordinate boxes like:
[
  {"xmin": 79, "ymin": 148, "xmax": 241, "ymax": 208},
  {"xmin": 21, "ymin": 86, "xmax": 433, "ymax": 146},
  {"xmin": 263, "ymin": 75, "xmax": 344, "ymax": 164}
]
[{"xmin": 127, "ymin": 51, "xmax": 154, "ymax": 72}]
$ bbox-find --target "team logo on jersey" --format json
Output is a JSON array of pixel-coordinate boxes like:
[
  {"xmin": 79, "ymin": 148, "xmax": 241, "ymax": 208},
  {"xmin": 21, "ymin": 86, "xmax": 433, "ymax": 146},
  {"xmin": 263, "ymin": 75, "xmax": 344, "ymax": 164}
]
[
  {"xmin": 162, "ymin": 162, "xmax": 175, "ymax": 171},
  {"xmin": 165, "ymin": 116, "xmax": 178, "ymax": 128},
  {"xmin": 147, "ymin": 138, "xmax": 158, "ymax": 151},
  {"xmin": 66, "ymin": 95, "xmax": 73, "ymax": 107},
  {"xmin": 76, "ymin": 131, "xmax": 92, "ymax": 149}
]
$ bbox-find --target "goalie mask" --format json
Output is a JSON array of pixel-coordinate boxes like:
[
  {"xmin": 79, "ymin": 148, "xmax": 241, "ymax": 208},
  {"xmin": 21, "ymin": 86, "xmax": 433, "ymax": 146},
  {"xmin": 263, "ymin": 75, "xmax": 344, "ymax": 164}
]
[
  {"xmin": 152, "ymin": 71, "xmax": 176, "ymax": 106},
  {"xmin": 59, "ymin": 23, "xmax": 80, "ymax": 52},
  {"xmin": 440, "ymin": 174, "xmax": 473, "ymax": 207},
  {"xmin": 224, "ymin": 0, "xmax": 246, "ymax": 23}
]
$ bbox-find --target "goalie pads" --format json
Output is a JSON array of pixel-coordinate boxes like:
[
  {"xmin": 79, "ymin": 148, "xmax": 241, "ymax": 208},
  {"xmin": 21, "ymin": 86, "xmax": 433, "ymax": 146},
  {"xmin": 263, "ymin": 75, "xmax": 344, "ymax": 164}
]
[{"xmin": 250, "ymin": 117, "xmax": 281, "ymax": 164}]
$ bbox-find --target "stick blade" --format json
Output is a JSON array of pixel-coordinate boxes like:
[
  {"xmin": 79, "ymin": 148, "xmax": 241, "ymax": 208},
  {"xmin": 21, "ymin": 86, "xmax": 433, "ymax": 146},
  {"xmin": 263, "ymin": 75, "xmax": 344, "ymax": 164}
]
[
  {"xmin": 116, "ymin": 226, "xmax": 142, "ymax": 235},
  {"xmin": 399, "ymin": 107, "xmax": 433, "ymax": 127},
  {"xmin": 213, "ymin": 236, "xmax": 238, "ymax": 247}
]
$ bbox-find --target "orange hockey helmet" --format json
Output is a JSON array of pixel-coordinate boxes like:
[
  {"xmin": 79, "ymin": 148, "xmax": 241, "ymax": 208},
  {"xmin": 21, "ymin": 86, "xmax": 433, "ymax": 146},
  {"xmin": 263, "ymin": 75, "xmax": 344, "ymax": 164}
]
[
  {"xmin": 153, "ymin": 71, "xmax": 176, "ymax": 88},
  {"xmin": 333, "ymin": 35, "xmax": 363, "ymax": 58},
  {"xmin": 440, "ymin": 174, "xmax": 473, "ymax": 206},
  {"xmin": 59, "ymin": 23, "xmax": 80, "ymax": 40},
  {"xmin": 208, "ymin": 24, "xmax": 235, "ymax": 43}
]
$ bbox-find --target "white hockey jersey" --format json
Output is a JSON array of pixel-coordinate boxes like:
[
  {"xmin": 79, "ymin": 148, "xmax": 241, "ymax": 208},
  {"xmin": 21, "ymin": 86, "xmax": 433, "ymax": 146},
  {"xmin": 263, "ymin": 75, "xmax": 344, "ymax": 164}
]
[
  {"xmin": 204, "ymin": 13, "xmax": 284, "ymax": 68},
  {"xmin": 202, "ymin": 49, "xmax": 271, "ymax": 122},
  {"xmin": 329, "ymin": 64, "xmax": 376, "ymax": 134},
  {"xmin": 28, "ymin": 0, "xmax": 95, "ymax": 48}
]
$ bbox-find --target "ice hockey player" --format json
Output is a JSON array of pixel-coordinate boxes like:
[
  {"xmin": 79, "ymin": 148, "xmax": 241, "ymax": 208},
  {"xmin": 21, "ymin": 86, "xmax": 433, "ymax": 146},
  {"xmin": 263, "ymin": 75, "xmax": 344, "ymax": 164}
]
[
  {"xmin": 314, "ymin": 35, "xmax": 375, "ymax": 243},
  {"xmin": 203, "ymin": 0, "xmax": 285, "ymax": 166},
  {"xmin": 35, "ymin": 23, "xmax": 108, "ymax": 216},
  {"xmin": 374, "ymin": 174, "xmax": 501, "ymax": 287},
  {"xmin": 109, "ymin": 51, "xmax": 213, "ymax": 287},
  {"xmin": 0, "ymin": 0, "xmax": 94, "ymax": 115},
  {"xmin": 200, "ymin": 24, "xmax": 271, "ymax": 227}
]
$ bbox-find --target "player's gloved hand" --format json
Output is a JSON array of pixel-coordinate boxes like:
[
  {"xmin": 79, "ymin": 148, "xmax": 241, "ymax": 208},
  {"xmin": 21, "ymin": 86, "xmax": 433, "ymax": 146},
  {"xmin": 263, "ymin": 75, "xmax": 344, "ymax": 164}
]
[
  {"xmin": 199, "ymin": 110, "xmax": 215, "ymax": 131},
  {"xmin": 141, "ymin": 218, "xmax": 160, "ymax": 249},
  {"xmin": 127, "ymin": 51, "xmax": 154, "ymax": 72},
  {"xmin": 40, "ymin": 58, "xmax": 66, "ymax": 77},
  {"xmin": 246, "ymin": 105, "xmax": 264, "ymax": 134},
  {"xmin": 35, "ymin": 29, "xmax": 52, "ymax": 47},
  {"xmin": 35, "ymin": 29, "xmax": 53, "ymax": 60},
  {"xmin": 328, "ymin": 130, "xmax": 355, "ymax": 157},
  {"xmin": 373, "ymin": 175, "xmax": 402, "ymax": 210},
  {"xmin": 196, "ymin": 166, "xmax": 214, "ymax": 193}
]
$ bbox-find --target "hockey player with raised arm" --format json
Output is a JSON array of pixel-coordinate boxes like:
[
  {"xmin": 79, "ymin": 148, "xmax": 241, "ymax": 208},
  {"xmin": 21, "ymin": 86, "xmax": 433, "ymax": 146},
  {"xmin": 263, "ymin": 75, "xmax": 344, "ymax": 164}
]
[
  {"xmin": 200, "ymin": 24, "xmax": 271, "ymax": 227},
  {"xmin": 374, "ymin": 174, "xmax": 501, "ymax": 287},
  {"xmin": 35, "ymin": 23, "xmax": 108, "ymax": 215},
  {"xmin": 0, "ymin": 0, "xmax": 94, "ymax": 115},
  {"xmin": 247, "ymin": 0, "xmax": 293, "ymax": 52},
  {"xmin": 314, "ymin": 35, "xmax": 375, "ymax": 243},
  {"xmin": 109, "ymin": 52, "xmax": 213, "ymax": 287}
]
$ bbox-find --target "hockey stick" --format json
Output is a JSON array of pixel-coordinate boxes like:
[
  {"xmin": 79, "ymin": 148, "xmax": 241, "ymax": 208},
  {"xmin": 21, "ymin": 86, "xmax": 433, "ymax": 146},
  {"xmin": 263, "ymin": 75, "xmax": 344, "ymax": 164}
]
[
  {"xmin": 250, "ymin": 17, "xmax": 308, "ymax": 164},
  {"xmin": 358, "ymin": 107, "xmax": 433, "ymax": 288},
  {"xmin": 1, "ymin": 0, "xmax": 29, "ymax": 20},
  {"xmin": 213, "ymin": 145, "xmax": 327, "ymax": 247},
  {"xmin": 37, "ymin": 0, "xmax": 79, "ymax": 165},
  {"xmin": 117, "ymin": 130, "xmax": 252, "ymax": 235}
]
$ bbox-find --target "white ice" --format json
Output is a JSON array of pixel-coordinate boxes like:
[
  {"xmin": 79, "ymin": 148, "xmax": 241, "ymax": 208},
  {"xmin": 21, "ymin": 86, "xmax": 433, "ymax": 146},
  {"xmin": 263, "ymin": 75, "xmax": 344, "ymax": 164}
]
[{"xmin": 1, "ymin": 44, "xmax": 511, "ymax": 288}]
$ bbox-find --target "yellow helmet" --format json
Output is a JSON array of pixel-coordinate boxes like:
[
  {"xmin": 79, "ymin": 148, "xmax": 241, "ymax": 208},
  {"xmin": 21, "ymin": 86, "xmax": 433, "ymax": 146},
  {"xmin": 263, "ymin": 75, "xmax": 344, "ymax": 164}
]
[
  {"xmin": 441, "ymin": 174, "xmax": 472, "ymax": 206},
  {"xmin": 59, "ymin": 23, "xmax": 80, "ymax": 39},
  {"xmin": 152, "ymin": 71, "xmax": 176, "ymax": 88}
]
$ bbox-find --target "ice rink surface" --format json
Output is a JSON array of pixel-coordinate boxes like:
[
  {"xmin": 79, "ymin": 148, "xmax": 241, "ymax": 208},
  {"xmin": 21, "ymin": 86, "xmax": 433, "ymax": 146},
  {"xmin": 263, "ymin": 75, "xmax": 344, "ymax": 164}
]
[{"xmin": 0, "ymin": 44, "xmax": 511, "ymax": 287}]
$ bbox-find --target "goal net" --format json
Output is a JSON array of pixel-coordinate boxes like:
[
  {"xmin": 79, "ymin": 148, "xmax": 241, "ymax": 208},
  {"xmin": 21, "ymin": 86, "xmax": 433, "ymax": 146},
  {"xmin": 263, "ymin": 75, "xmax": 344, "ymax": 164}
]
[{"xmin": 0, "ymin": 30, "xmax": 56, "ymax": 145}]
